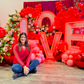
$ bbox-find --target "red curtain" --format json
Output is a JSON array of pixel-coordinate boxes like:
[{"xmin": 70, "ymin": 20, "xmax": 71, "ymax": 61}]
[
  {"xmin": 24, "ymin": 0, "xmax": 74, "ymax": 9},
  {"xmin": 24, "ymin": 2, "xmax": 41, "ymax": 9}
]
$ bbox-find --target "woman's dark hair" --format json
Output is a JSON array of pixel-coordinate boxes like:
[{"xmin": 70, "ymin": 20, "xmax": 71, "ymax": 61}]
[{"xmin": 18, "ymin": 32, "xmax": 30, "ymax": 52}]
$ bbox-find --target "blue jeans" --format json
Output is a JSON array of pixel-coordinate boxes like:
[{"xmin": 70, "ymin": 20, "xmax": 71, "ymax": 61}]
[{"xmin": 11, "ymin": 59, "xmax": 39, "ymax": 73}]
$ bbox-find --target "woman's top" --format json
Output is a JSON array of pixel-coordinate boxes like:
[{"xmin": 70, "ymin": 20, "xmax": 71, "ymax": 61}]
[{"xmin": 13, "ymin": 44, "xmax": 31, "ymax": 67}]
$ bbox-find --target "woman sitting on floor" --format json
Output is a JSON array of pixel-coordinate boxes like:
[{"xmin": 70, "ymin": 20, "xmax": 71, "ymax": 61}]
[{"xmin": 11, "ymin": 32, "xmax": 39, "ymax": 79}]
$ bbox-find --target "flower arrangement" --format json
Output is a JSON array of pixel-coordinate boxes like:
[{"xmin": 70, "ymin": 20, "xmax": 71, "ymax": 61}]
[{"xmin": 0, "ymin": 10, "xmax": 20, "ymax": 63}]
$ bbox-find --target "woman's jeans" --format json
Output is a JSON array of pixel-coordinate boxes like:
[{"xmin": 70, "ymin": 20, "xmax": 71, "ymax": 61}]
[{"xmin": 11, "ymin": 59, "xmax": 39, "ymax": 73}]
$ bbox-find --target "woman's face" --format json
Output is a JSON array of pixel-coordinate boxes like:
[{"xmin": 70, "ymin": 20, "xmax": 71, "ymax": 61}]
[{"xmin": 20, "ymin": 35, "xmax": 26, "ymax": 44}]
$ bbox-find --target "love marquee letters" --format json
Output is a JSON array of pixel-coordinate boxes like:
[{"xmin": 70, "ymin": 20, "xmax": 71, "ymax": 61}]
[{"xmin": 20, "ymin": 11, "xmax": 84, "ymax": 58}]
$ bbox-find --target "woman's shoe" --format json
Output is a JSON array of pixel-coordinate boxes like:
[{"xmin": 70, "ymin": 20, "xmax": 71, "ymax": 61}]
[
  {"xmin": 29, "ymin": 68, "xmax": 37, "ymax": 73},
  {"xmin": 12, "ymin": 73, "xmax": 24, "ymax": 79}
]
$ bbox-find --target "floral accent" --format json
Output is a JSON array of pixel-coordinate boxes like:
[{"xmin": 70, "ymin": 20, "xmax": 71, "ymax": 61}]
[{"xmin": 0, "ymin": 10, "xmax": 20, "ymax": 63}]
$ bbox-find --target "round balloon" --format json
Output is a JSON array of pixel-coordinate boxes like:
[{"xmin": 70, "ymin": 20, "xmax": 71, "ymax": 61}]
[
  {"xmin": 36, "ymin": 57, "xmax": 41, "ymax": 63},
  {"xmin": 32, "ymin": 46, "xmax": 40, "ymax": 53},
  {"xmin": 3, "ymin": 55, "xmax": 14, "ymax": 65},
  {"xmin": 41, "ymin": 57, "xmax": 45, "ymax": 62},
  {"xmin": 75, "ymin": 52, "xmax": 84, "ymax": 68},
  {"xmin": 68, "ymin": 55, "xmax": 73, "ymax": 59},
  {"xmin": 0, "ymin": 27, "xmax": 5, "ymax": 38},
  {"xmin": 62, "ymin": 53, "xmax": 68, "ymax": 61},
  {"xmin": 31, "ymin": 53, "xmax": 35, "ymax": 60},
  {"xmin": 67, "ymin": 59, "xmax": 74, "ymax": 66}
]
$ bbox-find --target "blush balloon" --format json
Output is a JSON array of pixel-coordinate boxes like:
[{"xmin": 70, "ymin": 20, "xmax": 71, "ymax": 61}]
[
  {"xmin": 67, "ymin": 59, "xmax": 74, "ymax": 66},
  {"xmin": 28, "ymin": 41, "xmax": 37, "ymax": 48},
  {"xmin": 62, "ymin": 53, "xmax": 68, "ymax": 61},
  {"xmin": 68, "ymin": 55, "xmax": 73, "ymax": 59},
  {"xmin": 31, "ymin": 53, "xmax": 35, "ymax": 60},
  {"xmin": 32, "ymin": 46, "xmax": 40, "ymax": 53},
  {"xmin": 36, "ymin": 57, "xmax": 42, "ymax": 63}
]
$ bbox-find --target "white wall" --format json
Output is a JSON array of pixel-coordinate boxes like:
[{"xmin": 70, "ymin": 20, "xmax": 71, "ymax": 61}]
[{"xmin": 0, "ymin": 0, "xmax": 60, "ymax": 27}]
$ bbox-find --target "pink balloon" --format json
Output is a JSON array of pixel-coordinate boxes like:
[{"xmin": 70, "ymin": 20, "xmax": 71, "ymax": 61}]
[
  {"xmin": 71, "ymin": 51, "xmax": 75, "ymax": 54},
  {"xmin": 32, "ymin": 46, "xmax": 40, "ymax": 53},
  {"xmin": 34, "ymin": 40, "xmax": 39, "ymax": 44},
  {"xmin": 41, "ymin": 57, "xmax": 45, "ymax": 62},
  {"xmin": 43, "ymin": 57, "xmax": 45, "ymax": 61},
  {"xmin": 32, "ymin": 43, "xmax": 37, "ymax": 48},
  {"xmin": 36, "ymin": 57, "xmax": 42, "ymax": 63},
  {"xmin": 28, "ymin": 40, "xmax": 38, "ymax": 44},
  {"xmin": 31, "ymin": 53, "xmax": 35, "ymax": 60},
  {"xmin": 62, "ymin": 59, "xmax": 64, "ymax": 63},
  {"xmin": 68, "ymin": 55, "xmax": 73, "ymax": 59},
  {"xmin": 62, "ymin": 59, "xmax": 67, "ymax": 63},
  {"xmin": 67, "ymin": 59, "xmax": 74, "ymax": 66},
  {"xmin": 29, "ymin": 42, "xmax": 37, "ymax": 48},
  {"xmin": 65, "ymin": 50, "xmax": 71, "ymax": 54},
  {"xmin": 41, "ymin": 54, "xmax": 44, "ymax": 58},
  {"xmin": 36, "ymin": 53, "xmax": 42, "ymax": 57},
  {"xmin": 39, "ymin": 50, "xmax": 43, "ymax": 54},
  {"xmin": 62, "ymin": 53, "xmax": 68, "ymax": 61}
]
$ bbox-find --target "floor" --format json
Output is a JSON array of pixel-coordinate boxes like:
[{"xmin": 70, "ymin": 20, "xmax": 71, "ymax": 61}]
[{"xmin": 0, "ymin": 58, "xmax": 84, "ymax": 84}]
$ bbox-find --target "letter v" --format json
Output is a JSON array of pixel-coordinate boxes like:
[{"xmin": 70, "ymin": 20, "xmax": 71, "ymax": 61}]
[{"xmin": 40, "ymin": 32, "xmax": 62, "ymax": 58}]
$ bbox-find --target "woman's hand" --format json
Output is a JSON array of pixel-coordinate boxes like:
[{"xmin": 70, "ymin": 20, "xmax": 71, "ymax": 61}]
[{"xmin": 23, "ymin": 66, "xmax": 29, "ymax": 75}]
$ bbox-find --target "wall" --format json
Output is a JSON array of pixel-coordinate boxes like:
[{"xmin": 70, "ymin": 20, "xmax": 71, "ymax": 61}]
[{"xmin": 0, "ymin": 0, "xmax": 60, "ymax": 27}]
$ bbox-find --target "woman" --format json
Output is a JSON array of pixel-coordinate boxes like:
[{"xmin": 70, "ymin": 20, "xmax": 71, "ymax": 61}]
[{"xmin": 11, "ymin": 32, "xmax": 39, "ymax": 79}]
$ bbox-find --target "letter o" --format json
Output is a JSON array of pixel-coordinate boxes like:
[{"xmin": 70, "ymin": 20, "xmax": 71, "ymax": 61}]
[{"xmin": 36, "ymin": 11, "xmax": 56, "ymax": 28}]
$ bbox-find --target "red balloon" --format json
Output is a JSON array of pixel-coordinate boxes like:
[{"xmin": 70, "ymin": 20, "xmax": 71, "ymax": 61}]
[
  {"xmin": 38, "ymin": 4, "xmax": 41, "ymax": 8},
  {"xmin": 80, "ymin": 45, "xmax": 84, "ymax": 52},
  {"xmin": 0, "ymin": 27, "xmax": 5, "ymax": 38},
  {"xmin": 75, "ymin": 61, "xmax": 84, "ymax": 68},
  {"xmin": 53, "ymin": 49, "xmax": 62, "ymax": 61},
  {"xmin": 3, "ymin": 55, "xmax": 14, "ymax": 64},
  {"xmin": 75, "ymin": 52, "xmax": 84, "ymax": 68}
]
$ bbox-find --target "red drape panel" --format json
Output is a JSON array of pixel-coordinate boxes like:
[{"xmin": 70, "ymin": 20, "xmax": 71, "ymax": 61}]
[
  {"xmin": 24, "ymin": 2, "xmax": 41, "ymax": 9},
  {"xmin": 24, "ymin": 0, "xmax": 74, "ymax": 9},
  {"xmin": 40, "ymin": 1, "xmax": 56, "ymax": 27}
]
